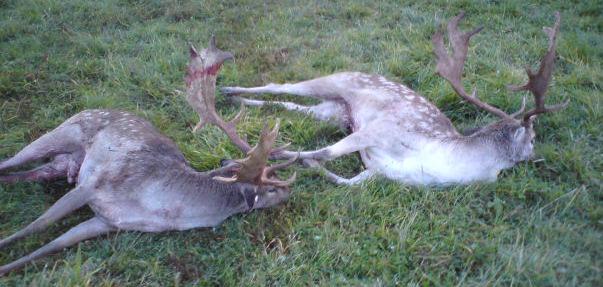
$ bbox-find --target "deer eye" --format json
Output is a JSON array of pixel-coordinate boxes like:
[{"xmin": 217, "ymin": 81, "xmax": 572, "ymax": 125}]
[{"xmin": 268, "ymin": 188, "xmax": 278, "ymax": 193}]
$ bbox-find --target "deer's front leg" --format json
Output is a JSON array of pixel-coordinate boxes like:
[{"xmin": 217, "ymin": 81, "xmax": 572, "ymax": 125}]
[
  {"xmin": 303, "ymin": 159, "xmax": 374, "ymax": 186},
  {"xmin": 280, "ymin": 131, "xmax": 373, "ymax": 161}
]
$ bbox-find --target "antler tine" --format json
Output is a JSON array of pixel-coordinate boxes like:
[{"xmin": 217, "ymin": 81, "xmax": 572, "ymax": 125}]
[
  {"xmin": 509, "ymin": 96, "xmax": 527, "ymax": 118},
  {"xmin": 186, "ymin": 37, "xmax": 297, "ymax": 187},
  {"xmin": 433, "ymin": 12, "xmax": 513, "ymax": 120},
  {"xmin": 186, "ymin": 36, "xmax": 251, "ymax": 153},
  {"xmin": 209, "ymin": 34, "xmax": 217, "ymax": 50},
  {"xmin": 265, "ymin": 152, "xmax": 299, "ymax": 175},
  {"xmin": 507, "ymin": 12, "xmax": 568, "ymax": 124},
  {"xmin": 213, "ymin": 119, "xmax": 297, "ymax": 187},
  {"xmin": 262, "ymin": 172, "xmax": 297, "ymax": 187}
]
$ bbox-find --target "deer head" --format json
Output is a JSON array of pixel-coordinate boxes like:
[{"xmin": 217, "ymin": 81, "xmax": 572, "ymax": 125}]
[
  {"xmin": 186, "ymin": 36, "xmax": 297, "ymax": 200},
  {"xmin": 433, "ymin": 12, "xmax": 567, "ymax": 164}
]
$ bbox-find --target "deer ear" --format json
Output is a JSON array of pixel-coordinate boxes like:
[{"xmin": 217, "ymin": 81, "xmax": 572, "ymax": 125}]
[{"xmin": 513, "ymin": 126, "xmax": 526, "ymax": 141}]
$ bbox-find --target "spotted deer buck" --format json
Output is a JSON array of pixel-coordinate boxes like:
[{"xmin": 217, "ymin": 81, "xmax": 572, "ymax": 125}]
[
  {"xmin": 222, "ymin": 12, "xmax": 567, "ymax": 185},
  {"xmin": 0, "ymin": 37, "xmax": 295, "ymax": 275}
]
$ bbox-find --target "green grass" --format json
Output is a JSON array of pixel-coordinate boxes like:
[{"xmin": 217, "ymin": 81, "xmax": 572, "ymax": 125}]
[{"xmin": 0, "ymin": 0, "xmax": 601, "ymax": 285}]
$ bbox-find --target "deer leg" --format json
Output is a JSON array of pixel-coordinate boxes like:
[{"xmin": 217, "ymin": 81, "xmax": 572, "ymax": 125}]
[
  {"xmin": 0, "ymin": 217, "xmax": 114, "ymax": 276},
  {"xmin": 303, "ymin": 159, "xmax": 374, "ymax": 185},
  {"xmin": 326, "ymin": 170, "xmax": 375, "ymax": 186},
  {"xmin": 233, "ymin": 96, "xmax": 313, "ymax": 112},
  {"xmin": 0, "ymin": 164, "xmax": 65, "ymax": 183},
  {"xmin": 221, "ymin": 82, "xmax": 319, "ymax": 98},
  {"xmin": 0, "ymin": 186, "xmax": 92, "ymax": 249},
  {"xmin": 232, "ymin": 96, "xmax": 347, "ymax": 126},
  {"xmin": 0, "ymin": 154, "xmax": 79, "ymax": 184},
  {"xmin": 0, "ymin": 127, "xmax": 82, "ymax": 173},
  {"xmin": 279, "ymin": 131, "xmax": 373, "ymax": 161}
]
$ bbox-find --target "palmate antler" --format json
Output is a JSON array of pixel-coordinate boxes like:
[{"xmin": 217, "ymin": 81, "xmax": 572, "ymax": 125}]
[
  {"xmin": 186, "ymin": 36, "xmax": 250, "ymax": 153},
  {"xmin": 507, "ymin": 12, "xmax": 569, "ymax": 125},
  {"xmin": 214, "ymin": 120, "xmax": 297, "ymax": 187},
  {"xmin": 432, "ymin": 12, "xmax": 515, "ymax": 120},
  {"xmin": 432, "ymin": 12, "xmax": 567, "ymax": 123},
  {"xmin": 186, "ymin": 36, "xmax": 296, "ymax": 187}
]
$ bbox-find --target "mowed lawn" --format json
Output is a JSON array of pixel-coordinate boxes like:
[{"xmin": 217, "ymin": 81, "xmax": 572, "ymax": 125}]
[{"xmin": 0, "ymin": 0, "xmax": 601, "ymax": 285}]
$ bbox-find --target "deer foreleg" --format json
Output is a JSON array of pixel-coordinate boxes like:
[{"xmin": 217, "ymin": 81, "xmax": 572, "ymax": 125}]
[
  {"xmin": 280, "ymin": 131, "xmax": 373, "ymax": 161},
  {"xmin": 0, "ymin": 217, "xmax": 114, "ymax": 276},
  {"xmin": 0, "ymin": 186, "xmax": 92, "ymax": 249},
  {"xmin": 303, "ymin": 159, "xmax": 374, "ymax": 185}
]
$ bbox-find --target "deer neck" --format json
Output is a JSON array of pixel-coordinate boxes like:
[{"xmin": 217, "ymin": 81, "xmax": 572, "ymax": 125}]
[
  {"xmin": 446, "ymin": 132, "xmax": 516, "ymax": 179},
  {"xmin": 164, "ymin": 167, "xmax": 252, "ymax": 214}
]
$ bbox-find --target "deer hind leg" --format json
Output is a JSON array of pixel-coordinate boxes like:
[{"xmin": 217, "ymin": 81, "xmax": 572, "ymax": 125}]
[
  {"xmin": 232, "ymin": 96, "xmax": 347, "ymax": 127},
  {"xmin": 0, "ymin": 186, "xmax": 92, "ymax": 250},
  {"xmin": 221, "ymin": 79, "xmax": 323, "ymax": 98},
  {"xmin": 0, "ymin": 126, "xmax": 83, "ymax": 173},
  {"xmin": 0, "ymin": 153, "xmax": 81, "ymax": 184},
  {"xmin": 0, "ymin": 217, "xmax": 114, "ymax": 276}
]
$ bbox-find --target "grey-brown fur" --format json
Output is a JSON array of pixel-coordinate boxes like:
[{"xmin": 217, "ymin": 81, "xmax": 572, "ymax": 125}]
[{"xmin": 0, "ymin": 109, "xmax": 291, "ymax": 275}]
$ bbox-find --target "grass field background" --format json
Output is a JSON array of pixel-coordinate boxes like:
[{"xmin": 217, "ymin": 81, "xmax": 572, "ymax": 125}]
[{"xmin": 0, "ymin": 0, "xmax": 601, "ymax": 285}]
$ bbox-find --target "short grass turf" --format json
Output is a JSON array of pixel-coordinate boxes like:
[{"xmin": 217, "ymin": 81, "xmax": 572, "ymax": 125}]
[{"xmin": 0, "ymin": 0, "xmax": 601, "ymax": 286}]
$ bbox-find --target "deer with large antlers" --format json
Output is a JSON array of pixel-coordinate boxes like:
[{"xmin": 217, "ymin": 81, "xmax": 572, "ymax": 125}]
[
  {"xmin": 222, "ymin": 12, "xmax": 567, "ymax": 186},
  {"xmin": 0, "ymin": 37, "xmax": 295, "ymax": 275}
]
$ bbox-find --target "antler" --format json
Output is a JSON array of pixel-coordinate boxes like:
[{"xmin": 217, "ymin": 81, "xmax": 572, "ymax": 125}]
[
  {"xmin": 432, "ymin": 12, "xmax": 515, "ymax": 120},
  {"xmin": 214, "ymin": 120, "xmax": 297, "ymax": 187},
  {"xmin": 507, "ymin": 12, "xmax": 568, "ymax": 125},
  {"xmin": 185, "ymin": 35, "xmax": 251, "ymax": 153},
  {"xmin": 186, "ymin": 36, "xmax": 296, "ymax": 187}
]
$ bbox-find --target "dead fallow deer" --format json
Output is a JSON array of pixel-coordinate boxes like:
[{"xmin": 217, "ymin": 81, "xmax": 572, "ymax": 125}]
[
  {"xmin": 0, "ymin": 37, "xmax": 296, "ymax": 275},
  {"xmin": 221, "ymin": 12, "xmax": 567, "ymax": 186}
]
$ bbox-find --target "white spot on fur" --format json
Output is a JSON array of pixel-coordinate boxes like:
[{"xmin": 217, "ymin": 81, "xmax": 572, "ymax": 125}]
[
  {"xmin": 418, "ymin": 121, "xmax": 430, "ymax": 129},
  {"xmin": 412, "ymin": 113, "xmax": 423, "ymax": 120}
]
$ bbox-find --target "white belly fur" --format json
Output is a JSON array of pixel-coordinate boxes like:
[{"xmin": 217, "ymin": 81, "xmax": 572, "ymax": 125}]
[{"xmin": 363, "ymin": 142, "xmax": 500, "ymax": 185}]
